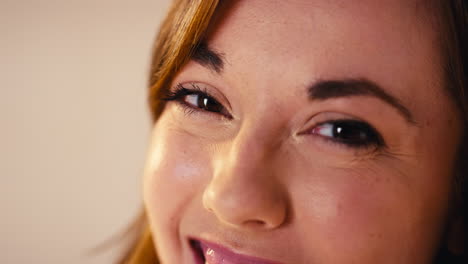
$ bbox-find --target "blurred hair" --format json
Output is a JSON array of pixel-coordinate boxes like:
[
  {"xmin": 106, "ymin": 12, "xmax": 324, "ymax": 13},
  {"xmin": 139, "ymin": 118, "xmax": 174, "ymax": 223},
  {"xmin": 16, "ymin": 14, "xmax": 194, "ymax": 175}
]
[{"xmin": 118, "ymin": 0, "xmax": 468, "ymax": 263}]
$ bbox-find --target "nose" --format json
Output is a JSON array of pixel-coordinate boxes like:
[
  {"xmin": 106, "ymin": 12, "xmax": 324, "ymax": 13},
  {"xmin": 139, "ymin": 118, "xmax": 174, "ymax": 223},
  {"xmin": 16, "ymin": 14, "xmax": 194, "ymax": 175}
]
[{"xmin": 202, "ymin": 128, "xmax": 288, "ymax": 230}]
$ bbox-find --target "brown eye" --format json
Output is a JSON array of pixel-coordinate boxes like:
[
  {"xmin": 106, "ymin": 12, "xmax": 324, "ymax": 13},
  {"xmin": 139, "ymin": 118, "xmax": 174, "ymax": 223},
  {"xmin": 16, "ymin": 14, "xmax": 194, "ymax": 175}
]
[
  {"xmin": 311, "ymin": 120, "xmax": 384, "ymax": 148},
  {"xmin": 161, "ymin": 84, "xmax": 232, "ymax": 119},
  {"xmin": 184, "ymin": 93, "xmax": 224, "ymax": 113}
]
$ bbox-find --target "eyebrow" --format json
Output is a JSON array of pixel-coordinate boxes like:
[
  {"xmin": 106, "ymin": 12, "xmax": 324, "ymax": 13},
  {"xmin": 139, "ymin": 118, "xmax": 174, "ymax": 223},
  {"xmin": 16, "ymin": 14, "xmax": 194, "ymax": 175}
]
[
  {"xmin": 191, "ymin": 42, "xmax": 225, "ymax": 73},
  {"xmin": 308, "ymin": 79, "xmax": 416, "ymax": 124}
]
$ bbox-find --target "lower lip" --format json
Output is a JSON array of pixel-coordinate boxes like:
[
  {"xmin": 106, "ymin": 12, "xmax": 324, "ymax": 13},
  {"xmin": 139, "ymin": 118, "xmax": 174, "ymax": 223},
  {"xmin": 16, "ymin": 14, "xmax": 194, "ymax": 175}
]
[{"xmin": 190, "ymin": 239, "xmax": 283, "ymax": 264}]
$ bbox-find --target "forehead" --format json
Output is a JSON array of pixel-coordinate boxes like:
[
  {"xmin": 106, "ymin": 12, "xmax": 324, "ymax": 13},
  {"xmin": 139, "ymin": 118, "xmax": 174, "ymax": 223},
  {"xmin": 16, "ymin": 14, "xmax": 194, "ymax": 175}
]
[
  {"xmin": 210, "ymin": 0, "xmax": 435, "ymax": 47},
  {"xmin": 205, "ymin": 0, "xmax": 442, "ymax": 106}
]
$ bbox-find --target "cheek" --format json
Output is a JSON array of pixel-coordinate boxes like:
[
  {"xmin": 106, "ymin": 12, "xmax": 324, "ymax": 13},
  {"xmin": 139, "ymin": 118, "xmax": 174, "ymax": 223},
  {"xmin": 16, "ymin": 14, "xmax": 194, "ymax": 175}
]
[
  {"xmin": 294, "ymin": 171, "xmax": 401, "ymax": 237},
  {"xmin": 143, "ymin": 120, "xmax": 210, "ymax": 260},
  {"xmin": 291, "ymin": 163, "xmax": 451, "ymax": 262}
]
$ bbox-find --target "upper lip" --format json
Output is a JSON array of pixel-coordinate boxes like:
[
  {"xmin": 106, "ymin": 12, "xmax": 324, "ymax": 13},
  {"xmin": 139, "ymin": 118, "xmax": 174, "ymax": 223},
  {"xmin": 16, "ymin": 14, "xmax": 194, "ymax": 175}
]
[{"xmin": 190, "ymin": 238, "xmax": 285, "ymax": 264}]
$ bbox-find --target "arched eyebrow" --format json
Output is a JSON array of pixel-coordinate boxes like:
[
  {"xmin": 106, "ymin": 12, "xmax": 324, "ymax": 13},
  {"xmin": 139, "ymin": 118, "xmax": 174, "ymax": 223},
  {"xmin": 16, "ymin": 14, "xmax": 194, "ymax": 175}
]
[
  {"xmin": 308, "ymin": 79, "xmax": 416, "ymax": 125},
  {"xmin": 191, "ymin": 42, "xmax": 225, "ymax": 73}
]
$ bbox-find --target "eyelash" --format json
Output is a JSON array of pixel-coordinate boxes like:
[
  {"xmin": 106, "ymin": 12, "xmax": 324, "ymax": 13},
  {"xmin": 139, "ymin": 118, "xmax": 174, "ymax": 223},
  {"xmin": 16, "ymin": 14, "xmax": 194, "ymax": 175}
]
[{"xmin": 162, "ymin": 83, "xmax": 385, "ymax": 149}]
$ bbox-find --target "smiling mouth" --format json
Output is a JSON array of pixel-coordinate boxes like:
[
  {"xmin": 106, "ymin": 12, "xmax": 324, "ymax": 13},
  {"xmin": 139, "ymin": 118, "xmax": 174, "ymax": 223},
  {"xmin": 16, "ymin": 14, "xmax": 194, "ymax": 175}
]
[{"xmin": 189, "ymin": 239, "xmax": 283, "ymax": 264}]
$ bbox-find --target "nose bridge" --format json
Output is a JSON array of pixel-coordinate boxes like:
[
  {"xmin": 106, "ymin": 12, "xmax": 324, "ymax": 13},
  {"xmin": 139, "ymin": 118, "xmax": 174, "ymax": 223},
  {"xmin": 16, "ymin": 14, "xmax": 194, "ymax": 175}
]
[
  {"xmin": 222, "ymin": 118, "xmax": 280, "ymax": 188},
  {"xmin": 229, "ymin": 123, "xmax": 271, "ymax": 172},
  {"xmin": 202, "ymin": 122, "xmax": 288, "ymax": 229}
]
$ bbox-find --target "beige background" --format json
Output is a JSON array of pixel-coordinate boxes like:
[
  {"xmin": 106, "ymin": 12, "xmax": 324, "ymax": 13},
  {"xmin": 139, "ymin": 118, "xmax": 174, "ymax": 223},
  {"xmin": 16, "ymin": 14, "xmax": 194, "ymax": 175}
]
[{"xmin": 1, "ymin": 0, "xmax": 170, "ymax": 263}]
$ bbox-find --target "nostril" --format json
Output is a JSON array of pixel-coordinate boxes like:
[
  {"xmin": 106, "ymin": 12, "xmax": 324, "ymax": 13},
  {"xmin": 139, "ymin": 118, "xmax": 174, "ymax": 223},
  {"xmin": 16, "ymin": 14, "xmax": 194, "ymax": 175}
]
[{"xmin": 243, "ymin": 219, "xmax": 267, "ymax": 227}]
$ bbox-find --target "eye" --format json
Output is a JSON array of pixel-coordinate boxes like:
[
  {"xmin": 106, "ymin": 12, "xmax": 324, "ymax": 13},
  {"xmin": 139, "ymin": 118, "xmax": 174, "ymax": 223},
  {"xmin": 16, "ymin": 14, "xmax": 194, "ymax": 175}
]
[
  {"xmin": 162, "ymin": 83, "xmax": 231, "ymax": 118},
  {"xmin": 310, "ymin": 120, "xmax": 384, "ymax": 148},
  {"xmin": 184, "ymin": 93, "xmax": 224, "ymax": 113}
]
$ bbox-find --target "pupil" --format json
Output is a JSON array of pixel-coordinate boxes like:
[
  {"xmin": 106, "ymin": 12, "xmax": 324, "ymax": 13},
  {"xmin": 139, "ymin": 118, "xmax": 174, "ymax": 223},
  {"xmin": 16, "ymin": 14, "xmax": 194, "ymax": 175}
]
[
  {"xmin": 198, "ymin": 96, "xmax": 210, "ymax": 109},
  {"xmin": 333, "ymin": 123, "xmax": 366, "ymax": 141},
  {"xmin": 198, "ymin": 95, "xmax": 221, "ymax": 112}
]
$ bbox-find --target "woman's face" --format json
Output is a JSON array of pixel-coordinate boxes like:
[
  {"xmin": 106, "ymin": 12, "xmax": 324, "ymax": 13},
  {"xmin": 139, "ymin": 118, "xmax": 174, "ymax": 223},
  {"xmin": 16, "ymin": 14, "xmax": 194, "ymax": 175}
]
[{"xmin": 144, "ymin": 0, "xmax": 462, "ymax": 263}]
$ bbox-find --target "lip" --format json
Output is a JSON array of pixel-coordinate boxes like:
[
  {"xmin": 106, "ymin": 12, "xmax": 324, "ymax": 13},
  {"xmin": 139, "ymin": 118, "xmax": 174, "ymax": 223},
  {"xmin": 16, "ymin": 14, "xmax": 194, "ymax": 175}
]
[{"xmin": 189, "ymin": 238, "xmax": 284, "ymax": 264}]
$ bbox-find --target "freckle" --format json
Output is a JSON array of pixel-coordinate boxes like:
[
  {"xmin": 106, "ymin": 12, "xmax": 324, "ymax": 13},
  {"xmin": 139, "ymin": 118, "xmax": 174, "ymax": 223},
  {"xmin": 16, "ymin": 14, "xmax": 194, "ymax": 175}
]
[
  {"xmin": 336, "ymin": 203, "xmax": 344, "ymax": 214},
  {"xmin": 369, "ymin": 233, "xmax": 383, "ymax": 239}
]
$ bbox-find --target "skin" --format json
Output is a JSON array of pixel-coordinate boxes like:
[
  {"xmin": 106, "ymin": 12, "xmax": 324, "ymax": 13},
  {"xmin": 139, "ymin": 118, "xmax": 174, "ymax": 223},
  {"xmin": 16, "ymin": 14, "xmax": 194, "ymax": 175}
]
[{"xmin": 143, "ymin": 0, "xmax": 463, "ymax": 263}]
